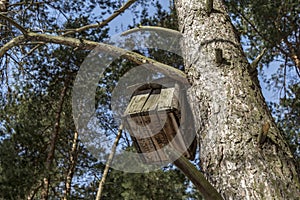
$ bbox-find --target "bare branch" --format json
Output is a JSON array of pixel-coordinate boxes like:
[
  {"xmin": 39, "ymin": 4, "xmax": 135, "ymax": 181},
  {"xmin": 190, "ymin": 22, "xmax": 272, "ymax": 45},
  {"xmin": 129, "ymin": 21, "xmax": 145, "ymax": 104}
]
[
  {"xmin": 121, "ymin": 25, "xmax": 180, "ymax": 36},
  {"xmin": 8, "ymin": 1, "xmax": 44, "ymax": 8},
  {"xmin": 230, "ymin": 5, "xmax": 289, "ymax": 59},
  {"xmin": 63, "ymin": 0, "xmax": 137, "ymax": 36},
  {"xmin": 0, "ymin": 32, "xmax": 187, "ymax": 83},
  {"xmin": 0, "ymin": 35, "xmax": 26, "ymax": 56},
  {"xmin": 27, "ymin": 181, "xmax": 43, "ymax": 200},
  {"xmin": 295, "ymin": 65, "xmax": 300, "ymax": 78},
  {"xmin": 23, "ymin": 43, "xmax": 44, "ymax": 58},
  {"xmin": 282, "ymin": 37, "xmax": 300, "ymax": 70},
  {"xmin": 41, "ymin": 84, "xmax": 68, "ymax": 200},
  {"xmin": 95, "ymin": 125, "xmax": 123, "ymax": 200},
  {"xmin": 18, "ymin": 0, "xmax": 137, "ymax": 59},
  {"xmin": 170, "ymin": 150, "xmax": 223, "ymax": 200},
  {"xmin": 250, "ymin": 48, "xmax": 267, "ymax": 72},
  {"xmin": 0, "ymin": 13, "xmax": 28, "ymax": 34}
]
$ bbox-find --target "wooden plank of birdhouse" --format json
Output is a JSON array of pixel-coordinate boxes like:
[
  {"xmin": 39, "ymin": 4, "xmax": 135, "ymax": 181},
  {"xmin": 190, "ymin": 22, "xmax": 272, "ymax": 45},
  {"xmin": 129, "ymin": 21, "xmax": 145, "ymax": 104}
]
[
  {"xmin": 136, "ymin": 138, "xmax": 162, "ymax": 163},
  {"xmin": 152, "ymin": 131, "xmax": 170, "ymax": 162},
  {"xmin": 136, "ymin": 137, "xmax": 155, "ymax": 153},
  {"xmin": 141, "ymin": 114, "xmax": 161, "ymax": 136},
  {"xmin": 160, "ymin": 113, "xmax": 176, "ymax": 142},
  {"xmin": 162, "ymin": 112, "xmax": 190, "ymax": 159},
  {"xmin": 124, "ymin": 115, "xmax": 158, "ymax": 151},
  {"xmin": 169, "ymin": 83, "xmax": 180, "ymax": 112},
  {"xmin": 148, "ymin": 112, "xmax": 176, "ymax": 162},
  {"xmin": 125, "ymin": 115, "xmax": 155, "ymax": 145},
  {"xmin": 157, "ymin": 88, "xmax": 179, "ymax": 112},
  {"xmin": 137, "ymin": 114, "xmax": 169, "ymax": 162},
  {"xmin": 169, "ymin": 112, "xmax": 193, "ymax": 159},
  {"xmin": 138, "ymin": 135, "xmax": 167, "ymax": 163},
  {"xmin": 124, "ymin": 89, "xmax": 152, "ymax": 115},
  {"xmin": 151, "ymin": 133, "xmax": 168, "ymax": 161},
  {"xmin": 124, "ymin": 115, "xmax": 142, "ymax": 137},
  {"xmin": 138, "ymin": 89, "xmax": 162, "ymax": 141},
  {"xmin": 137, "ymin": 115, "xmax": 156, "ymax": 145},
  {"xmin": 141, "ymin": 88, "xmax": 161, "ymax": 112}
]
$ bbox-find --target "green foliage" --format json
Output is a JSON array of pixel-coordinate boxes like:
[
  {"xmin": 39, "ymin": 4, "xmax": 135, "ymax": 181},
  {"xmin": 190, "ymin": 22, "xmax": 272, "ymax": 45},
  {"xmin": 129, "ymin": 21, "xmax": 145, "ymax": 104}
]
[
  {"xmin": 101, "ymin": 168, "xmax": 191, "ymax": 200},
  {"xmin": 0, "ymin": 92, "xmax": 52, "ymax": 198},
  {"xmin": 134, "ymin": 1, "xmax": 179, "ymax": 30},
  {"xmin": 0, "ymin": 138, "xmax": 41, "ymax": 199},
  {"xmin": 226, "ymin": 0, "xmax": 300, "ymax": 63},
  {"xmin": 270, "ymin": 84, "xmax": 300, "ymax": 174}
]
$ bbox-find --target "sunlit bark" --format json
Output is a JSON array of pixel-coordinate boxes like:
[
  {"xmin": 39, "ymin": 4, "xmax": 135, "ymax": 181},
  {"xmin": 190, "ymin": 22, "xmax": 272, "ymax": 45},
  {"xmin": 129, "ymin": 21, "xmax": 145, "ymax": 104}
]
[
  {"xmin": 175, "ymin": 0, "xmax": 300, "ymax": 199},
  {"xmin": 63, "ymin": 131, "xmax": 79, "ymax": 200}
]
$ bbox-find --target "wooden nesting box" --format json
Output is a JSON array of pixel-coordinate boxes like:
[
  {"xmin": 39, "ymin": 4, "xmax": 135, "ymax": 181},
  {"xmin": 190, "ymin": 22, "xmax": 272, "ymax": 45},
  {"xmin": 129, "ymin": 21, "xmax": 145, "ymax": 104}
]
[{"xmin": 123, "ymin": 82, "xmax": 196, "ymax": 164}]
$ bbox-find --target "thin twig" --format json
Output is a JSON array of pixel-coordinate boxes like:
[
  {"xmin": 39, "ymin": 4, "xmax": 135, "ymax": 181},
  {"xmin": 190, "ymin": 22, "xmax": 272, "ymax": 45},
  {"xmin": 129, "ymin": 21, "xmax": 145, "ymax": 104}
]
[
  {"xmin": 44, "ymin": 2, "xmax": 68, "ymax": 22},
  {"xmin": 121, "ymin": 25, "xmax": 180, "ymax": 36},
  {"xmin": 62, "ymin": 0, "xmax": 137, "ymax": 36},
  {"xmin": 295, "ymin": 65, "xmax": 300, "ymax": 78},
  {"xmin": 8, "ymin": 1, "xmax": 45, "ymax": 8},
  {"xmin": 63, "ymin": 131, "xmax": 79, "ymax": 200},
  {"xmin": 250, "ymin": 48, "xmax": 267, "ymax": 72},
  {"xmin": 21, "ymin": 0, "xmax": 137, "ymax": 57},
  {"xmin": 95, "ymin": 124, "xmax": 123, "ymax": 200},
  {"xmin": 24, "ymin": 44, "xmax": 43, "ymax": 57},
  {"xmin": 230, "ymin": 5, "xmax": 289, "ymax": 58},
  {"xmin": 0, "ymin": 13, "xmax": 27, "ymax": 34}
]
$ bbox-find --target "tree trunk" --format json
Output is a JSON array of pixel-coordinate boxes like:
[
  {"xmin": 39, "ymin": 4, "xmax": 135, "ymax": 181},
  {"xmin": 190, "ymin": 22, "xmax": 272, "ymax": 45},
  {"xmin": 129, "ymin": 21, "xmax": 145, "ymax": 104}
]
[
  {"xmin": 0, "ymin": 0, "xmax": 7, "ymax": 12},
  {"xmin": 174, "ymin": 0, "xmax": 300, "ymax": 199},
  {"xmin": 41, "ymin": 85, "xmax": 68, "ymax": 200},
  {"xmin": 63, "ymin": 131, "xmax": 79, "ymax": 200}
]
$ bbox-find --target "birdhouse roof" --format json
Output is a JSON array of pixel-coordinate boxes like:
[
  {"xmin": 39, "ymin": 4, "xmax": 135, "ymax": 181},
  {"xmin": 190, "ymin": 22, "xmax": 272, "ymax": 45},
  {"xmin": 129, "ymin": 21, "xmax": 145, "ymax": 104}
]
[{"xmin": 123, "ymin": 83, "xmax": 179, "ymax": 117}]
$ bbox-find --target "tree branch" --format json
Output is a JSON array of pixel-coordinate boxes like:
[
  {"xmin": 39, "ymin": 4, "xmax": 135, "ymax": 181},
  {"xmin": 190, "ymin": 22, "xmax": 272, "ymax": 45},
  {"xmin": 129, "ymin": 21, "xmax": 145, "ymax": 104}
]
[
  {"xmin": 63, "ymin": 131, "xmax": 79, "ymax": 200},
  {"xmin": 95, "ymin": 124, "xmax": 123, "ymax": 200},
  {"xmin": 10, "ymin": 0, "xmax": 136, "ymax": 58},
  {"xmin": 0, "ymin": 32, "xmax": 187, "ymax": 83},
  {"xmin": 41, "ymin": 84, "xmax": 68, "ymax": 200},
  {"xmin": 282, "ymin": 37, "xmax": 300, "ymax": 70},
  {"xmin": 169, "ymin": 150, "xmax": 223, "ymax": 200},
  {"xmin": 0, "ymin": 13, "xmax": 28, "ymax": 34},
  {"xmin": 250, "ymin": 48, "xmax": 266, "ymax": 72},
  {"xmin": 121, "ymin": 25, "xmax": 180, "ymax": 36},
  {"xmin": 0, "ymin": 0, "xmax": 7, "ymax": 12},
  {"xmin": 0, "ymin": 35, "xmax": 26, "ymax": 56},
  {"xmin": 230, "ymin": 5, "xmax": 289, "ymax": 59},
  {"xmin": 62, "ymin": 0, "xmax": 137, "ymax": 36},
  {"xmin": 8, "ymin": 1, "xmax": 44, "ymax": 7}
]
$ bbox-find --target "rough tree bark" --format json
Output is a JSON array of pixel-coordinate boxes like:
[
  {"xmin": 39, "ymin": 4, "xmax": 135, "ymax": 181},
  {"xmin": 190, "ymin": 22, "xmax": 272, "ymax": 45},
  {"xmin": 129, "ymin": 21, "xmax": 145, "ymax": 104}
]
[
  {"xmin": 175, "ymin": 0, "xmax": 300, "ymax": 199},
  {"xmin": 0, "ymin": 0, "xmax": 7, "ymax": 12}
]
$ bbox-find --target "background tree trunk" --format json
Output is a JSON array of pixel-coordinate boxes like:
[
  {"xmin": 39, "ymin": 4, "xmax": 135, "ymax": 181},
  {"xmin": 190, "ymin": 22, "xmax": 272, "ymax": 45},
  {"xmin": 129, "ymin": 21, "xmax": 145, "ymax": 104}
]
[
  {"xmin": 0, "ymin": 0, "xmax": 7, "ymax": 12},
  {"xmin": 175, "ymin": 0, "xmax": 300, "ymax": 199},
  {"xmin": 41, "ymin": 85, "xmax": 68, "ymax": 200},
  {"xmin": 63, "ymin": 131, "xmax": 79, "ymax": 200}
]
